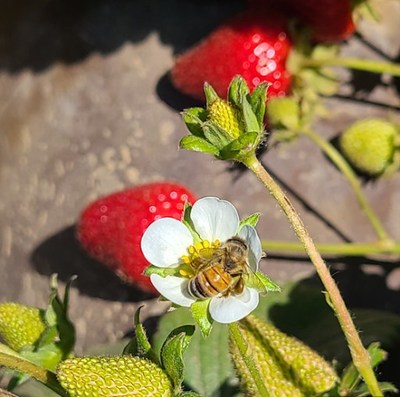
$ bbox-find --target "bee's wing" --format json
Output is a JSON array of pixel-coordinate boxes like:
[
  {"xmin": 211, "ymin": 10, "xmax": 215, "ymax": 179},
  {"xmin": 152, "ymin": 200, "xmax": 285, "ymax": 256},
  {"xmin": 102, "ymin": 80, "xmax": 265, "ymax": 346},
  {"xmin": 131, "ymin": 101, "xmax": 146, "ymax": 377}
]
[{"xmin": 195, "ymin": 247, "xmax": 225, "ymax": 271}]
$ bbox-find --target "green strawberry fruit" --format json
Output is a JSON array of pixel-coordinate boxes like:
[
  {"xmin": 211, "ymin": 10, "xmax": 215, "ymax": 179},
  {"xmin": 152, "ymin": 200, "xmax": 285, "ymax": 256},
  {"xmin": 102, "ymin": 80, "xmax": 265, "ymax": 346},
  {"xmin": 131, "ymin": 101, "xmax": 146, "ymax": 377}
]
[
  {"xmin": 230, "ymin": 315, "xmax": 337, "ymax": 396},
  {"xmin": 0, "ymin": 302, "xmax": 46, "ymax": 351},
  {"xmin": 339, "ymin": 118, "xmax": 399, "ymax": 176},
  {"xmin": 57, "ymin": 355, "xmax": 173, "ymax": 397}
]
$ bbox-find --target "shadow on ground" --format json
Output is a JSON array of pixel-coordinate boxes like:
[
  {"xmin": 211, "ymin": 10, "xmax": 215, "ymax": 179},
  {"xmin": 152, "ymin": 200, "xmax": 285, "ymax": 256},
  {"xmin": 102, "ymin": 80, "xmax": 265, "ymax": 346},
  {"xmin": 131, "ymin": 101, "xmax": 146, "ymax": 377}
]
[
  {"xmin": 31, "ymin": 225, "xmax": 155, "ymax": 302},
  {"xmin": 0, "ymin": 0, "xmax": 244, "ymax": 72}
]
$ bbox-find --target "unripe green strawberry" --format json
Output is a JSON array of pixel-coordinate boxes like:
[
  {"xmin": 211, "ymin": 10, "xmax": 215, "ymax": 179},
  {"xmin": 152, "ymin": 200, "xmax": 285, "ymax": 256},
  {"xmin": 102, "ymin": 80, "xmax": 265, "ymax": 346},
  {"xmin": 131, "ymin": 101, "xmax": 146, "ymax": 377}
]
[
  {"xmin": 57, "ymin": 355, "xmax": 173, "ymax": 397},
  {"xmin": 0, "ymin": 302, "xmax": 45, "ymax": 351},
  {"xmin": 208, "ymin": 99, "xmax": 242, "ymax": 138},
  {"xmin": 266, "ymin": 97, "xmax": 300, "ymax": 130},
  {"xmin": 339, "ymin": 118, "xmax": 399, "ymax": 176},
  {"xmin": 230, "ymin": 315, "xmax": 338, "ymax": 396}
]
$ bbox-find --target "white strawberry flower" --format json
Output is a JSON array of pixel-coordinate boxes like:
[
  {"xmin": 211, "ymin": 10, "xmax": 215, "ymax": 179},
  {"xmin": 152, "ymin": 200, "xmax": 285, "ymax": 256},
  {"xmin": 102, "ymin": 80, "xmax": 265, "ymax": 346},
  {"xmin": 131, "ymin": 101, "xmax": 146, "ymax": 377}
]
[{"xmin": 141, "ymin": 197, "xmax": 277, "ymax": 325}]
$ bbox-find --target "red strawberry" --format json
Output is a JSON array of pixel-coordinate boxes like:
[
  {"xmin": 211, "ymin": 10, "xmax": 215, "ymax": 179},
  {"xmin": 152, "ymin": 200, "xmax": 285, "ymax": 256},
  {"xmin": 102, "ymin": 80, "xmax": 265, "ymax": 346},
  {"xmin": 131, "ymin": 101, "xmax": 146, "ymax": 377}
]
[
  {"xmin": 171, "ymin": 9, "xmax": 292, "ymax": 101},
  {"xmin": 259, "ymin": 0, "xmax": 355, "ymax": 43},
  {"xmin": 77, "ymin": 182, "xmax": 197, "ymax": 293}
]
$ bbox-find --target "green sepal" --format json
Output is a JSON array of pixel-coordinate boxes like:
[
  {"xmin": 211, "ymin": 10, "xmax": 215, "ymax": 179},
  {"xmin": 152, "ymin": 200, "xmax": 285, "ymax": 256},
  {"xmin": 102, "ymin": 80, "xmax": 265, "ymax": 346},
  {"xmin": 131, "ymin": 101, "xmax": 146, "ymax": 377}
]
[
  {"xmin": 182, "ymin": 203, "xmax": 201, "ymax": 244},
  {"xmin": 181, "ymin": 108, "xmax": 208, "ymax": 137},
  {"xmin": 190, "ymin": 300, "xmax": 213, "ymax": 337},
  {"xmin": 238, "ymin": 213, "xmax": 260, "ymax": 230},
  {"xmin": 179, "ymin": 135, "xmax": 219, "ymax": 157},
  {"xmin": 228, "ymin": 75, "xmax": 250, "ymax": 108},
  {"xmin": 242, "ymin": 95, "xmax": 261, "ymax": 134},
  {"xmin": 160, "ymin": 325, "xmax": 195, "ymax": 393},
  {"xmin": 250, "ymin": 82, "xmax": 268, "ymax": 126},
  {"xmin": 122, "ymin": 307, "xmax": 159, "ymax": 364},
  {"xmin": 219, "ymin": 131, "xmax": 259, "ymax": 160},
  {"xmin": 202, "ymin": 122, "xmax": 233, "ymax": 148},
  {"xmin": 177, "ymin": 392, "xmax": 202, "ymax": 397},
  {"xmin": 204, "ymin": 82, "xmax": 220, "ymax": 107},
  {"xmin": 144, "ymin": 265, "xmax": 181, "ymax": 278},
  {"xmin": 245, "ymin": 272, "xmax": 281, "ymax": 294}
]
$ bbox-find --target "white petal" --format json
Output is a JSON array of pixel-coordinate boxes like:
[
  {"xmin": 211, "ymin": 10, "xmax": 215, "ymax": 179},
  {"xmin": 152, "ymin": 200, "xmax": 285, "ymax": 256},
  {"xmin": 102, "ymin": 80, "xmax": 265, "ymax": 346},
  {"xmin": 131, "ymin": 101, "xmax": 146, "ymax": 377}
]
[
  {"xmin": 191, "ymin": 197, "xmax": 239, "ymax": 242},
  {"xmin": 239, "ymin": 225, "xmax": 262, "ymax": 271},
  {"xmin": 150, "ymin": 274, "xmax": 195, "ymax": 307},
  {"xmin": 209, "ymin": 288, "xmax": 259, "ymax": 323},
  {"xmin": 141, "ymin": 218, "xmax": 193, "ymax": 268}
]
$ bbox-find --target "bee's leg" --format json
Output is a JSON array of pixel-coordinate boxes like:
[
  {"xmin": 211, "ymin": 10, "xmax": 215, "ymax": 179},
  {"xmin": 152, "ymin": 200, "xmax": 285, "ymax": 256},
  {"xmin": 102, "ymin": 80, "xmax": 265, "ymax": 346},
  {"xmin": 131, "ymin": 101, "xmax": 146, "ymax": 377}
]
[{"xmin": 231, "ymin": 277, "xmax": 244, "ymax": 295}]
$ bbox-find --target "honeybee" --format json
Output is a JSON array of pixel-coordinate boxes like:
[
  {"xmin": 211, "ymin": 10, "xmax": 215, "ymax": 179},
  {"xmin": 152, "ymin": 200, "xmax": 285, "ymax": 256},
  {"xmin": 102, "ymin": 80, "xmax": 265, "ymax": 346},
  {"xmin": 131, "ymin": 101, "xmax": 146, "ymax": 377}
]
[{"xmin": 187, "ymin": 236, "xmax": 252, "ymax": 299}]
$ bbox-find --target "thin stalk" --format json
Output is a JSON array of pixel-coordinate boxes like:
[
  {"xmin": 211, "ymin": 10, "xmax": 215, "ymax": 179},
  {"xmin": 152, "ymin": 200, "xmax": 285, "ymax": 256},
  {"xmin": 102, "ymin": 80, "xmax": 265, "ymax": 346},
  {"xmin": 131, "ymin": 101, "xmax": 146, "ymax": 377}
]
[
  {"xmin": 229, "ymin": 322, "xmax": 270, "ymax": 397},
  {"xmin": 302, "ymin": 57, "xmax": 400, "ymax": 77},
  {"xmin": 261, "ymin": 239, "xmax": 400, "ymax": 256},
  {"xmin": 242, "ymin": 153, "xmax": 382, "ymax": 397},
  {"xmin": 301, "ymin": 128, "xmax": 392, "ymax": 243}
]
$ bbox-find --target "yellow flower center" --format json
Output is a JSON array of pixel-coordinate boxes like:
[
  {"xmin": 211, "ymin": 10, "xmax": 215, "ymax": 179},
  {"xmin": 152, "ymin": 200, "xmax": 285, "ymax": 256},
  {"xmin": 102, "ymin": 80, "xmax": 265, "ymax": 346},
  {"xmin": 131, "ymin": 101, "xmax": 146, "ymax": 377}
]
[{"xmin": 179, "ymin": 240, "xmax": 221, "ymax": 278}]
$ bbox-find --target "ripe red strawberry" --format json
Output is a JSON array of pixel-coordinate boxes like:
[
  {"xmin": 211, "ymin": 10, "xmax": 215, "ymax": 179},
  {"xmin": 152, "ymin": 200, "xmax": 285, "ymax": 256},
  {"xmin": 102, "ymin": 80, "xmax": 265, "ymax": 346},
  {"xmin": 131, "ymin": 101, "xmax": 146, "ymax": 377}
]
[
  {"xmin": 262, "ymin": 0, "xmax": 355, "ymax": 42},
  {"xmin": 171, "ymin": 9, "xmax": 292, "ymax": 101},
  {"xmin": 77, "ymin": 182, "xmax": 196, "ymax": 293}
]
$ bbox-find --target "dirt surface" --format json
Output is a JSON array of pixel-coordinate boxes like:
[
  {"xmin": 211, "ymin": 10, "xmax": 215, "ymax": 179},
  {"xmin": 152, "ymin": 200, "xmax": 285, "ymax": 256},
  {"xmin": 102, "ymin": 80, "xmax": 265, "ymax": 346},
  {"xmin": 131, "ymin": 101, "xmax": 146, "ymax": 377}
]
[{"xmin": 1, "ymin": 0, "xmax": 400, "ymax": 354}]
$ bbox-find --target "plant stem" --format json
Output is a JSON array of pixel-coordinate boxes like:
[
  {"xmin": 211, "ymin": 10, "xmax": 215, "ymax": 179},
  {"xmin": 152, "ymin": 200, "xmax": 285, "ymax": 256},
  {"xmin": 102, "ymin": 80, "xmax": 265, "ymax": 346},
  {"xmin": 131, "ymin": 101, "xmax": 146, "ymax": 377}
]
[
  {"xmin": 261, "ymin": 239, "xmax": 400, "ymax": 256},
  {"xmin": 242, "ymin": 154, "xmax": 383, "ymax": 397},
  {"xmin": 300, "ymin": 128, "xmax": 392, "ymax": 243},
  {"xmin": 302, "ymin": 56, "xmax": 400, "ymax": 77},
  {"xmin": 228, "ymin": 322, "xmax": 270, "ymax": 397}
]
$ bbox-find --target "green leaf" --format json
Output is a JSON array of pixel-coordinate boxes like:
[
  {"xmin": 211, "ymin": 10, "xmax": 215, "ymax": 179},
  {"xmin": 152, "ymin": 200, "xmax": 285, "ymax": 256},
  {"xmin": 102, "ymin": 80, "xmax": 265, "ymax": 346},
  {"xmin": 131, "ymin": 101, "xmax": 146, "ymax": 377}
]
[
  {"xmin": 228, "ymin": 76, "xmax": 250, "ymax": 108},
  {"xmin": 160, "ymin": 325, "xmax": 195, "ymax": 392},
  {"xmin": 153, "ymin": 308, "xmax": 237, "ymax": 397},
  {"xmin": 204, "ymin": 83, "xmax": 219, "ymax": 107},
  {"xmin": 179, "ymin": 135, "xmax": 219, "ymax": 156},
  {"xmin": 245, "ymin": 272, "xmax": 281, "ymax": 293},
  {"xmin": 250, "ymin": 82, "xmax": 268, "ymax": 126},
  {"xmin": 123, "ymin": 307, "xmax": 159, "ymax": 364},
  {"xmin": 191, "ymin": 300, "xmax": 213, "ymax": 338},
  {"xmin": 182, "ymin": 108, "xmax": 208, "ymax": 137},
  {"xmin": 238, "ymin": 213, "xmax": 260, "ymax": 230}
]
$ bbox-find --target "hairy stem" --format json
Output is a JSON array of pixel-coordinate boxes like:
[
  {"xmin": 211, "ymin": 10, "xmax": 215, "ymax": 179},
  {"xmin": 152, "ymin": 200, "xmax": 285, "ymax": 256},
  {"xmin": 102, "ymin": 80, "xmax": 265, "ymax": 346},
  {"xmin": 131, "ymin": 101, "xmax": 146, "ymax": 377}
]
[
  {"xmin": 242, "ymin": 154, "xmax": 382, "ymax": 397},
  {"xmin": 228, "ymin": 322, "xmax": 270, "ymax": 397},
  {"xmin": 302, "ymin": 57, "xmax": 400, "ymax": 77},
  {"xmin": 300, "ymin": 128, "xmax": 392, "ymax": 243},
  {"xmin": 261, "ymin": 239, "xmax": 400, "ymax": 256}
]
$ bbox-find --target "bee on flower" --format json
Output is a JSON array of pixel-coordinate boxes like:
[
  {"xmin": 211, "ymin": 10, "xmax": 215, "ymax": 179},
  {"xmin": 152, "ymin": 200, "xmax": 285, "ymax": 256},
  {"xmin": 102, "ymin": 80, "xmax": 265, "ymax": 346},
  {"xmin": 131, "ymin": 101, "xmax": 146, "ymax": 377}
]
[{"xmin": 141, "ymin": 197, "xmax": 279, "ymax": 327}]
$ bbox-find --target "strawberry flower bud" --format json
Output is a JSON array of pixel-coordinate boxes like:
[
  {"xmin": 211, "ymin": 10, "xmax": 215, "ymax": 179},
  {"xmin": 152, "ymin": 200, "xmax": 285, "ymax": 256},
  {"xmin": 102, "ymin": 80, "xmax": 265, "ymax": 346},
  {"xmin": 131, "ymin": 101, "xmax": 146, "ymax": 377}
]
[
  {"xmin": 180, "ymin": 76, "xmax": 268, "ymax": 162},
  {"xmin": 0, "ymin": 302, "xmax": 46, "ymax": 351},
  {"xmin": 230, "ymin": 315, "xmax": 338, "ymax": 396},
  {"xmin": 339, "ymin": 118, "xmax": 400, "ymax": 176},
  {"xmin": 57, "ymin": 355, "xmax": 173, "ymax": 397}
]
